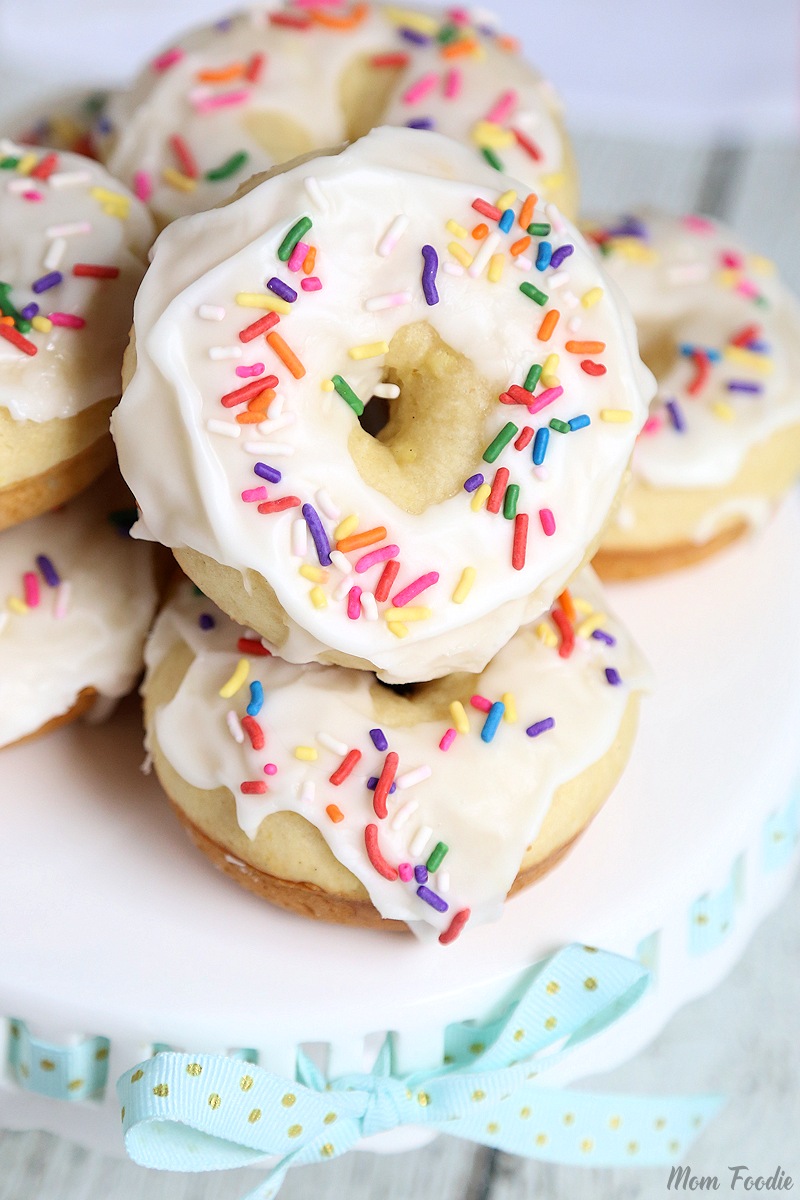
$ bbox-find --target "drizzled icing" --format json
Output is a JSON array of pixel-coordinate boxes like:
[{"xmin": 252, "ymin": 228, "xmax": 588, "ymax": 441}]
[
  {"xmin": 585, "ymin": 210, "xmax": 800, "ymax": 490},
  {"xmin": 98, "ymin": 2, "xmax": 573, "ymax": 226},
  {"xmin": 0, "ymin": 479, "xmax": 158, "ymax": 748},
  {"xmin": 144, "ymin": 568, "xmax": 650, "ymax": 937},
  {"xmin": 113, "ymin": 129, "xmax": 653, "ymax": 684},
  {"xmin": 0, "ymin": 141, "xmax": 153, "ymax": 424}
]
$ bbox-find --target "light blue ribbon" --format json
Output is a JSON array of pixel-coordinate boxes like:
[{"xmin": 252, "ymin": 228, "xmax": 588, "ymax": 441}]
[{"xmin": 118, "ymin": 945, "xmax": 722, "ymax": 1197}]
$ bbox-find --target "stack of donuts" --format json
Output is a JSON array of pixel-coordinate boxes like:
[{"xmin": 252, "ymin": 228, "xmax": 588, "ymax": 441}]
[{"xmin": 7, "ymin": 1, "xmax": 800, "ymax": 943}]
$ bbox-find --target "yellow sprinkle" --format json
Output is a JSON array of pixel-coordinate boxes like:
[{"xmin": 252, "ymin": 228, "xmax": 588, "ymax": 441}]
[
  {"xmin": 450, "ymin": 700, "xmax": 469, "ymax": 735},
  {"xmin": 452, "ymin": 566, "xmax": 476, "ymax": 604},
  {"xmin": 384, "ymin": 7, "xmax": 439, "ymax": 34},
  {"xmin": 162, "ymin": 167, "xmax": 197, "ymax": 193},
  {"xmin": 446, "ymin": 219, "xmax": 468, "ymax": 238},
  {"xmin": 294, "ymin": 746, "xmax": 318, "ymax": 762},
  {"xmin": 299, "ymin": 565, "xmax": 328, "ymax": 583},
  {"xmin": 581, "ymin": 287, "xmax": 604, "ymax": 308},
  {"xmin": 91, "ymin": 186, "xmax": 129, "ymax": 208},
  {"xmin": 541, "ymin": 171, "xmax": 564, "ymax": 191},
  {"xmin": 541, "ymin": 375, "xmax": 560, "ymax": 389},
  {"xmin": 470, "ymin": 482, "xmax": 491, "ymax": 512},
  {"xmin": 472, "ymin": 120, "xmax": 514, "ymax": 149},
  {"xmin": 321, "ymin": 379, "xmax": 335, "ymax": 392},
  {"xmin": 16, "ymin": 153, "xmax": 38, "ymax": 176},
  {"xmin": 749, "ymin": 253, "xmax": 775, "ymax": 276},
  {"xmin": 496, "ymin": 189, "xmax": 517, "ymax": 210},
  {"xmin": 609, "ymin": 237, "xmax": 659, "ymax": 264},
  {"xmin": 31, "ymin": 316, "xmax": 52, "ymax": 333},
  {"xmin": 542, "ymin": 353, "xmax": 559, "ymax": 376},
  {"xmin": 536, "ymin": 621, "xmax": 557, "ymax": 648},
  {"xmin": 385, "ymin": 606, "xmax": 432, "ymax": 623},
  {"xmin": 335, "ymin": 514, "xmax": 359, "ymax": 540},
  {"xmin": 219, "ymin": 657, "xmax": 249, "ymax": 699},
  {"xmin": 577, "ymin": 613, "xmax": 607, "ymax": 639},
  {"xmin": 388, "ymin": 622, "xmax": 409, "ymax": 638},
  {"xmin": 572, "ymin": 596, "xmax": 594, "ymax": 615},
  {"xmin": 7, "ymin": 597, "xmax": 28, "ymax": 615},
  {"xmin": 449, "ymin": 242, "xmax": 474, "ymax": 268},
  {"xmin": 724, "ymin": 345, "xmax": 773, "ymax": 375},
  {"xmin": 488, "ymin": 253, "xmax": 505, "ymax": 283},
  {"xmin": 101, "ymin": 203, "xmax": 130, "ymax": 219},
  {"xmin": 309, "ymin": 586, "xmax": 327, "ymax": 609},
  {"xmin": 502, "ymin": 692, "xmax": 517, "ymax": 723},
  {"xmin": 600, "ymin": 409, "xmax": 633, "ymax": 423},
  {"xmin": 712, "ymin": 400, "xmax": 735, "ymax": 421},
  {"xmin": 235, "ymin": 293, "xmax": 291, "ymax": 315},
  {"xmin": 717, "ymin": 268, "xmax": 741, "ymax": 289},
  {"xmin": 348, "ymin": 341, "xmax": 389, "ymax": 361}
]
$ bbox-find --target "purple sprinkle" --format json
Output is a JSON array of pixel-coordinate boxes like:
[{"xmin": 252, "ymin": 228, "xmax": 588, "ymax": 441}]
[
  {"xmin": 20, "ymin": 302, "xmax": 39, "ymax": 320},
  {"xmin": 664, "ymin": 398, "xmax": 686, "ymax": 432},
  {"xmin": 421, "ymin": 244, "xmax": 439, "ymax": 306},
  {"xmin": 95, "ymin": 115, "xmax": 113, "ymax": 135},
  {"xmin": 370, "ymin": 727, "xmax": 388, "ymax": 751},
  {"xmin": 266, "ymin": 277, "xmax": 297, "ymax": 304},
  {"xmin": 745, "ymin": 339, "xmax": 769, "ymax": 353},
  {"xmin": 414, "ymin": 864, "xmax": 428, "ymax": 884},
  {"xmin": 416, "ymin": 885, "xmax": 448, "ymax": 913},
  {"xmin": 407, "ymin": 117, "xmax": 435, "ymax": 130},
  {"xmin": 608, "ymin": 216, "xmax": 648, "ymax": 240},
  {"xmin": 526, "ymin": 717, "xmax": 555, "ymax": 738},
  {"xmin": 198, "ymin": 613, "xmax": 215, "ymax": 631},
  {"xmin": 591, "ymin": 629, "xmax": 616, "ymax": 647},
  {"xmin": 549, "ymin": 244, "xmax": 574, "ymax": 269},
  {"xmin": 35, "ymin": 554, "xmax": 60, "ymax": 587},
  {"xmin": 302, "ymin": 503, "xmax": 331, "ymax": 567},
  {"xmin": 727, "ymin": 381, "xmax": 763, "ymax": 394},
  {"xmin": 605, "ymin": 667, "xmax": 622, "ymax": 686},
  {"xmin": 367, "ymin": 776, "xmax": 397, "ymax": 795},
  {"xmin": 399, "ymin": 27, "xmax": 431, "ymax": 43},
  {"xmin": 464, "ymin": 473, "xmax": 484, "ymax": 493},
  {"xmin": 32, "ymin": 271, "xmax": 63, "ymax": 294},
  {"xmin": 254, "ymin": 462, "xmax": 281, "ymax": 483}
]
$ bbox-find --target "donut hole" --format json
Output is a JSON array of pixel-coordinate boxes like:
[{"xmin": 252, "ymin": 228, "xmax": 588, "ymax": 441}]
[
  {"xmin": 636, "ymin": 326, "xmax": 680, "ymax": 385},
  {"xmin": 339, "ymin": 54, "xmax": 406, "ymax": 140},
  {"xmin": 241, "ymin": 110, "xmax": 315, "ymax": 165},
  {"xmin": 358, "ymin": 394, "xmax": 391, "ymax": 438},
  {"xmin": 371, "ymin": 671, "xmax": 480, "ymax": 726},
  {"xmin": 348, "ymin": 321, "xmax": 498, "ymax": 515}
]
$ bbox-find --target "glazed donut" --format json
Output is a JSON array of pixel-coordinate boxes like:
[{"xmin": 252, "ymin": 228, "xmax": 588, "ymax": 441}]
[
  {"xmin": 585, "ymin": 211, "xmax": 800, "ymax": 578},
  {"xmin": 143, "ymin": 568, "xmax": 648, "ymax": 937},
  {"xmin": 96, "ymin": 1, "xmax": 578, "ymax": 228},
  {"xmin": 0, "ymin": 474, "xmax": 158, "ymax": 750},
  {"xmin": 0, "ymin": 141, "xmax": 154, "ymax": 532},
  {"xmin": 113, "ymin": 129, "xmax": 653, "ymax": 684}
]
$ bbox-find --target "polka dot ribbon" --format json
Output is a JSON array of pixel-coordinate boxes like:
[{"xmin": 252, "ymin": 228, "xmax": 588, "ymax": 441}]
[{"xmin": 117, "ymin": 945, "xmax": 722, "ymax": 1198}]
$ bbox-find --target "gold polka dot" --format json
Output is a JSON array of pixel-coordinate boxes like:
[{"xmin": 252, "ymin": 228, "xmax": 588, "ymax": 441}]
[
  {"xmin": 95, "ymin": 1047, "xmax": 109, "ymax": 1062},
  {"xmin": 469, "ymin": 1042, "xmax": 485, "ymax": 1055},
  {"xmin": 9, "ymin": 1024, "xmax": 19, "ymax": 1039},
  {"xmin": 535, "ymin": 1133, "xmax": 548, "ymax": 1147},
  {"xmin": 281, "ymin": 1093, "xmax": 296, "ymax": 1107},
  {"xmin": 472, "ymin": 1090, "xmax": 486, "ymax": 1102},
  {"xmin": 487, "ymin": 1122, "xmax": 499, "ymax": 1134},
  {"xmin": 583, "ymin": 977, "xmax": 598, "ymax": 991},
  {"xmin": 417, "ymin": 1092, "xmax": 430, "ymax": 1107},
  {"xmin": 208, "ymin": 1093, "xmax": 221, "ymax": 1110},
  {"xmin": 321, "ymin": 1143, "xmax": 335, "ymax": 1158},
  {"xmin": 443, "ymin": 1054, "xmax": 454, "ymax": 1064},
  {"xmin": 627, "ymin": 1141, "xmax": 639, "ymax": 1155},
  {"xmin": 581, "ymin": 1138, "xmax": 594, "ymax": 1153},
  {"xmin": 239, "ymin": 1075, "xmax": 253, "ymax": 1091},
  {"xmin": 563, "ymin": 1112, "xmax": 575, "ymax": 1126},
  {"xmin": 40, "ymin": 1059, "xmax": 55, "ymax": 1072},
  {"xmin": 287, "ymin": 1124, "xmax": 303, "ymax": 1138},
  {"xmin": 152, "ymin": 1084, "xmax": 169, "ymax": 1098},
  {"xmin": 609, "ymin": 1116, "xmax": 622, "ymax": 1130},
  {"xmin": 186, "ymin": 1063, "xmax": 203, "ymax": 1077},
  {"xmin": 520, "ymin": 1107, "xmax": 531, "ymax": 1119},
  {"xmin": 692, "ymin": 1115, "xmax": 703, "ymax": 1128},
  {"xmin": 120, "ymin": 1107, "xmax": 125, "ymax": 1122},
  {"xmin": 324, "ymin": 1112, "xmax": 337, "ymax": 1125},
  {"xmin": 131, "ymin": 1070, "xmax": 144, "ymax": 1084},
  {"xmin": 513, "ymin": 1029, "xmax": 525, "ymax": 1042},
  {"xmin": 668, "ymin": 1140, "xmax": 680, "ymax": 1154},
  {"xmin": 546, "ymin": 980, "xmax": 560, "ymax": 995},
  {"xmin": 544, "ymin": 1017, "xmax": 557, "ymax": 1030},
  {"xmin": 583, "ymin": 945, "xmax": 598, "ymax": 953},
  {"xmin": 248, "ymin": 1109, "xmax": 262, "ymax": 1124},
  {"xmin": 19, "ymin": 1064, "xmax": 29, "ymax": 1079},
  {"xmin": 67, "ymin": 1079, "xmax": 84, "ymax": 1092},
  {"xmin": 695, "ymin": 913, "xmax": 709, "ymax": 925},
  {"xmin": 526, "ymin": 1070, "xmax": 538, "ymax": 1080},
  {"xmin": 654, "ymin": 1117, "xmax": 666, "ymax": 1130}
]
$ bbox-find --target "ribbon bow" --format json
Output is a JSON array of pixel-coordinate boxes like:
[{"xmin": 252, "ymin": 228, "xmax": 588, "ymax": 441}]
[{"xmin": 118, "ymin": 945, "xmax": 722, "ymax": 1198}]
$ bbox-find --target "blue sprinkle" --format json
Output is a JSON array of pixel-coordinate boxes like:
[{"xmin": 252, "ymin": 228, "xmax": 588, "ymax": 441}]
[
  {"xmin": 481, "ymin": 701, "xmax": 505, "ymax": 744},
  {"xmin": 464, "ymin": 473, "xmax": 484, "ymax": 493},
  {"xmin": 416, "ymin": 885, "xmax": 448, "ymax": 913},
  {"xmin": 532, "ymin": 427, "xmax": 549, "ymax": 465},
  {"xmin": 414, "ymin": 864, "xmax": 428, "ymax": 884},
  {"xmin": 254, "ymin": 462, "xmax": 281, "ymax": 483},
  {"xmin": 198, "ymin": 613, "xmax": 215, "ymax": 631},
  {"xmin": 369, "ymin": 727, "xmax": 388, "ymax": 751},
  {"xmin": 535, "ymin": 240, "xmax": 552, "ymax": 271},
  {"xmin": 679, "ymin": 343, "xmax": 721, "ymax": 362},
  {"xmin": 592, "ymin": 629, "xmax": 616, "ymax": 646},
  {"xmin": 367, "ymin": 777, "xmax": 397, "ymax": 795},
  {"xmin": 94, "ymin": 115, "xmax": 113, "ymax": 135},
  {"xmin": 499, "ymin": 207, "xmax": 515, "ymax": 233},
  {"xmin": 550, "ymin": 244, "xmax": 574, "ymax": 269},
  {"xmin": 605, "ymin": 667, "xmax": 622, "ymax": 686},
  {"xmin": 568, "ymin": 414, "xmax": 591, "ymax": 432},
  {"xmin": 526, "ymin": 717, "xmax": 555, "ymax": 738},
  {"xmin": 247, "ymin": 680, "xmax": 264, "ymax": 717}
]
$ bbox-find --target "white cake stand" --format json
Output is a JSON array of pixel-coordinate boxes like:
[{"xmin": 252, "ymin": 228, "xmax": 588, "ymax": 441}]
[{"xmin": 1, "ymin": 495, "xmax": 799, "ymax": 1161}]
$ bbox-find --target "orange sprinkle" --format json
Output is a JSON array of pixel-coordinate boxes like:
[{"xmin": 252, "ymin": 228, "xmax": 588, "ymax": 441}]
[
  {"xmin": 336, "ymin": 526, "xmax": 388, "ymax": 553},
  {"xmin": 565, "ymin": 340, "xmax": 606, "ymax": 355},
  {"xmin": 497, "ymin": 34, "xmax": 520, "ymax": 53},
  {"xmin": 236, "ymin": 411, "xmax": 266, "ymax": 424},
  {"xmin": 247, "ymin": 387, "xmax": 275, "ymax": 413},
  {"xmin": 519, "ymin": 193, "xmax": 538, "ymax": 230},
  {"xmin": 302, "ymin": 246, "xmax": 316, "ymax": 275},
  {"xmin": 472, "ymin": 223, "xmax": 489, "ymax": 240},
  {"xmin": 441, "ymin": 37, "xmax": 480, "ymax": 59},
  {"xmin": 197, "ymin": 63, "xmax": 245, "ymax": 83},
  {"xmin": 510, "ymin": 235, "xmax": 531, "ymax": 257},
  {"xmin": 0, "ymin": 316, "xmax": 13, "ymax": 326},
  {"xmin": 266, "ymin": 331, "xmax": 306, "ymax": 379},
  {"xmin": 326, "ymin": 804, "xmax": 345, "ymax": 824},
  {"xmin": 558, "ymin": 588, "xmax": 576, "ymax": 622},
  {"xmin": 537, "ymin": 309, "xmax": 560, "ymax": 342},
  {"xmin": 310, "ymin": 2, "xmax": 368, "ymax": 29}
]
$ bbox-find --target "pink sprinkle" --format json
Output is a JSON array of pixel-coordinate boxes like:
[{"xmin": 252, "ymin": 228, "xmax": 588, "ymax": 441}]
[
  {"xmin": 642, "ymin": 414, "xmax": 663, "ymax": 435},
  {"xmin": 391, "ymin": 571, "xmax": 439, "ymax": 608},
  {"xmin": 448, "ymin": 7, "xmax": 470, "ymax": 22},
  {"xmin": 347, "ymin": 585, "xmax": 362, "ymax": 620},
  {"xmin": 48, "ymin": 312, "xmax": 85, "ymax": 328},
  {"xmin": 527, "ymin": 385, "xmax": 563, "ymax": 415},
  {"xmin": 133, "ymin": 170, "xmax": 153, "ymax": 202},
  {"xmin": 194, "ymin": 89, "xmax": 249, "ymax": 114},
  {"xmin": 439, "ymin": 728, "xmax": 457, "ymax": 752},
  {"xmin": 152, "ymin": 47, "xmax": 184, "ymax": 71},
  {"xmin": 295, "ymin": 0, "xmax": 340, "ymax": 5},
  {"xmin": 264, "ymin": 763, "xmax": 278, "ymax": 776},
  {"xmin": 735, "ymin": 279, "xmax": 759, "ymax": 299},
  {"xmin": 403, "ymin": 72, "xmax": 439, "ymax": 105},
  {"xmin": 470, "ymin": 695, "xmax": 492, "ymax": 713},
  {"xmin": 539, "ymin": 508, "xmax": 556, "ymax": 536},
  {"xmin": 301, "ymin": 277, "xmax": 322, "ymax": 291},
  {"xmin": 23, "ymin": 571, "xmax": 39, "ymax": 608},
  {"xmin": 355, "ymin": 544, "xmax": 400, "ymax": 574},
  {"xmin": 721, "ymin": 251, "xmax": 744, "ymax": 269},
  {"xmin": 288, "ymin": 241, "xmax": 309, "ymax": 272},
  {"xmin": 486, "ymin": 89, "xmax": 518, "ymax": 125},
  {"xmin": 242, "ymin": 486, "xmax": 268, "ymax": 502},
  {"xmin": 236, "ymin": 362, "xmax": 266, "ymax": 378},
  {"xmin": 22, "ymin": 190, "xmax": 44, "ymax": 202},
  {"xmin": 398, "ymin": 862, "xmax": 414, "ymax": 882},
  {"xmin": 444, "ymin": 68, "xmax": 462, "ymax": 99},
  {"xmin": 683, "ymin": 214, "xmax": 714, "ymax": 234}
]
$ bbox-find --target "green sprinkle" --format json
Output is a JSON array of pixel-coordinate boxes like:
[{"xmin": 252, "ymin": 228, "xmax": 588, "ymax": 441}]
[
  {"xmin": 549, "ymin": 418, "xmax": 570, "ymax": 434},
  {"xmin": 503, "ymin": 484, "xmax": 520, "ymax": 520},
  {"xmin": 523, "ymin": 363, "xmax": 543, "ymax": 392},
  {"xmin": 436, "ymin": 23, "xmax": 460, "ymax": 43},
  {"xmin": 520, "ymin": 282, "xmax": 548, "ymax": 306},
  {"xmin": 0, "ymin": 282, "xmax": 24, "ymax": 325},
  {"xmin": 16, "ymin": 320, "xmax": 31, "ymax": 334},
  {"xmin": 483, "ymin": 422, "xmax": 518, "ymax": 463},
  {"xmin": 332, "ymin": 375, "xmax": 364, "ymax": 417},
  {"xmin": 278, "ymin": 216, "xmax": 313, "ymax": 263},
  {"xmin": 205, "ymin": 150, "xmax": 249, "ymax": 182},
  {"xmin": 426, "ymin": 841, "xmax": 449, "ymax": 872},
  {"xmin": 527, "ymin": 222, "xmax": 551, "ymax": 236},
  {"xmin": 481, "ymin": 147, "xmax": 503, "ymax": 171},
  {"xmin": 0, "ymin": 157, "xmax": 20, "ymax": 170}
]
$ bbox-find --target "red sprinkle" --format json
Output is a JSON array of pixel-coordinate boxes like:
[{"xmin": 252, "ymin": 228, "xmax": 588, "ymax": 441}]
[
  {"xmin": 257, "ymin": 496, "xmax": 301, "ymax": 513},
  {"xmin": 330, "ymin": 748, "xmax": 362, "ymax": 787},
  {"xmin": 486, "ymin": 467, "xmax": 509, "ymax": 514},
  {"xmin": 730, "ymin": 323, "xmax": 761, "ymax": 348},
  {"xmin": 515, "ymin": 426, "xmax": 534, "ymax": 450},
  {"xmin": 73, "ymin": 264, "xmax": 120, "ymax": 279},
  {"xmin": 221, "ymin": 376, "xmax": 279, "ymax": 408},
  {"xmin": 580, "ymin": 359, "xmax": 607, "ymax": 376},
  {"xmin": 365, "ymin": 823, "xmax": 398, "ymax": 880},
  {"xmin": 511, "ymin": 127, "xmax": 543, "ymax": 161},
  {"xmin": 0, "ymin": 324, "xmax": 37, "ymax": 356},
  {"xmin": 375, "ymin": 559, "xmax": 400, "ymax": 603},
  {"xmin": 687, "ymin": 349, "xmax": 711, "ymax": 397},
  {"xmin": 512, "ymin": 513, "xmax": 528, "ymax": 570},
  {"xmin": 439, "ymin": 907, "xmax": 471, "ymax": 945},
  {"xmin": 239, "ymin": 312, "xmax": 280, "ymax": 343},
  {"xmin": 241, "ymin": 715, "xmax": 265, "ymax": 750},
  {"xmin": 372, "ymin": 52, "xmax": 410, "ymax": 67},
  {"xmin": 168, "ymin": 133, "xmax": 198, "ymax": 180},
  {"xmin": 472, "ymin": 197, "xmax": 503, "ymax": 222},
  {"xmin": 237, "ymin": 637, "xmax": 270, "ymax": 657},
  {"xmin": 240, "ymin": 781, "xmax": 267, "ymax": 794},
  {"xmin": 269, "ymin": 11, "xmax": 311, "ymax": 27},
  {"xmin": 373, "ymin": 751, "xmax": 399, "ymax": 820},
  {"xmin": 552, "ymin": 608, "xmax": 575, "ymax": 658},
  {"xmin": 30, "ymin": 152, "xmax": 59, "ymax": 180},
  {"xmin": 245, "ymin": 52, "xmax": 266, "ymax": 83}
]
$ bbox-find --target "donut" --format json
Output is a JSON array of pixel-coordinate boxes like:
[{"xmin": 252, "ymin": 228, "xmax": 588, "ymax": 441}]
[
  {"xmin": 112, "ymin": 128, "xmax": 653, "ymax": 684},
  {"xmin": 0, "ymin": 140, "xmax": 154, "ymax": 532},
  {"xmin": 584, "ymin": 211, "xmax": 800, "ymax": 579},
  {"xmin": 96, "ymin": 2, "xmax": 578, "ymax": 228},
  {"xmin": 0, "ymin": 474, "xmax": 159, "ymax": 750},
  {"xmin": 143, "ymin": 567, "xmax": 648, "ymax": 937}
]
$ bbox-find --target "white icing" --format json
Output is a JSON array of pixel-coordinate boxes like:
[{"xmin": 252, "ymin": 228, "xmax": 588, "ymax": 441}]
[
  {"xmin": 0, "ymin": 142, "xmax": 153, "ymax": 425},
  {"xmin": 589, "ymin": 211, "xmax": 800, "ymax": 490},
  {"xmin": 0, "ymin": 479, "xmax": 158, "ymax": 748},
  {"xmin": 144, "ymin": 568, "xmax": 650, "ymax": 935},
  {"xmin": 100, "ymin": 2, "xmax": 571, "ymax": 225},
  {"xmin": 113, "ymin": 129, "xmax": 653, "ymax": 683}
]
